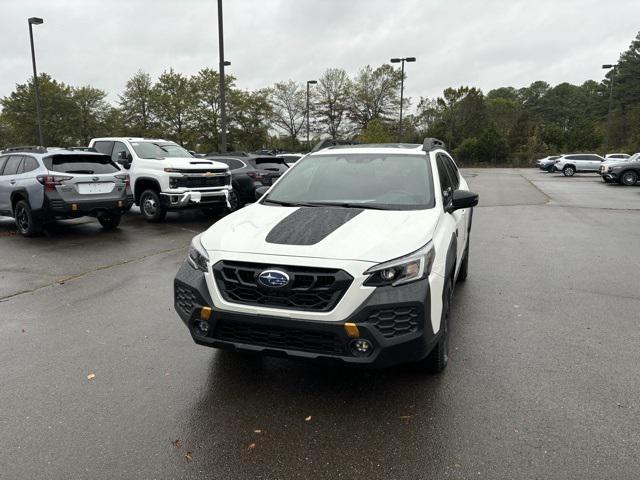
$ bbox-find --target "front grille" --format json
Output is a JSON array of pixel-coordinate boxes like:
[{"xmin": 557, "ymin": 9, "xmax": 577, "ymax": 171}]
[
  {"xmin": 213, "ymin": 261, "xmax": 352, "ymax": 312},
  {"xmin": 173, "ymin": 176, "xmax": 228, "ymax": 188},
  {"xmin": 369, "ymin": 307, "xmax": 420, "ymax": 338},
  {"xmin": 49, "ymin": 199, "xmax": 66, "ymax": 209},
  {"xmin": 175, "ymin": 282, "xmax": 200, "ymax": 315},
  {"xmin": 214, "ymin": 319, "xmax": 345, "ymax": 355},
  {"xmin": 174, "ymin": 168, "xmax": 227, "ymax": 174}
]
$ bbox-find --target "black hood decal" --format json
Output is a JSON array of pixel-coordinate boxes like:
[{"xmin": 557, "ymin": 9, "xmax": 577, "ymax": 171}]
[{"xmin": 265, "ymin": 207, "xmax": 364, "ymax": 246}]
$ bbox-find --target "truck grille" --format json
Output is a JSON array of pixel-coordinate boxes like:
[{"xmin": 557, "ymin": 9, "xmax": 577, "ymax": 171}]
[
  {"xmin": 172, "ymin": 176, "xmax": 228, "ymax": 188},
  {"xmin": 212, "ymin": 261, "xmax": 353, "ymax": 312},
  {"xmin": 214, "ymin": 319, "xmax": 345, "ymax": 355}
]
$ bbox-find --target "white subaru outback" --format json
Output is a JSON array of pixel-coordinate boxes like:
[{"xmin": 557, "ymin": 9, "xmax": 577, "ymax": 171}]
[{"xmin": 173, "ymin": 139, "xmax": 478, "ymax": 372}]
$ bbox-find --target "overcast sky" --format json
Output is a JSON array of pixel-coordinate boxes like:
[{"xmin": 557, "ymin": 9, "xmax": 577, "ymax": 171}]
[{"xmin": 1, "ymin": 0, "xmax": 639, "ymax": 106}]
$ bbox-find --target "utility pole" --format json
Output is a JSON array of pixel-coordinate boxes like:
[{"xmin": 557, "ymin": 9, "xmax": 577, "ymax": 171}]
[
  {"xmin": 28, "ymin": 17, "xmax": 44, "ymax": 147},
  {"xmin": 306, "ymin": 80, "xmax": 317, "ymax": 151},
  {"xmin": 602, "ymin": 63, "xmax": 617, "ymax": 150},
  {"xmin": 390, "ymin": 57, "xmax": 416, "ymax": 141},
  {"xmin": 217, "ymin": 0, "xmax": 227, "ymax": 152}
]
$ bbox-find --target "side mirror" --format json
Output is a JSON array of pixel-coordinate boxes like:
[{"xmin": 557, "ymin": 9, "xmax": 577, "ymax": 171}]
[
  {"xmin": 255, "ymin": 186, "xmax": 269, "ymax": 201},
  {"xmin": 447, "ymin": 189, "xmax": 479, "ymax": 212}
]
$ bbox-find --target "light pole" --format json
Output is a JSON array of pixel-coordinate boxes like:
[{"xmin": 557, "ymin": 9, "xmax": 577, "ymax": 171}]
[
  {"xmin": 217, "ymin": 0, "xmax": 229, "ymax": 152},
  {"xmin": 306, "ymin": 80, "xmax": 317, "ymax": 151},
  {"xmin": 602, "ymin": 63, "xmax": 617, "ymax": 150},
  {"xmin": 28, "ymin": 17, "xmax": 44, "ymax": 147},
  {"xmin": 390, "ymin": 56, "xmax": 416, "ymax": 141}
]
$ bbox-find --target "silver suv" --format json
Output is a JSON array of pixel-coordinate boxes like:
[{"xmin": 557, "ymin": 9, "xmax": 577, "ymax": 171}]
[
  {"xmin": 0, "ymin": 147, "xmax": 133, "ymax": 237},
  {"xmin": 552, "ymin": 153, "xmax": 605, "ymax": 177}
]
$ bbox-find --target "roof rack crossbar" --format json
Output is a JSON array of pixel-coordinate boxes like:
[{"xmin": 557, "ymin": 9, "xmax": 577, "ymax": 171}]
[
  {"xmin": 422, "ymin": 138, "xmax": 446, "ymax": 152},
  {"xmin": 310, "ymin": 139, "xmax": 358, "ymax": 153},
  {"xmin": 0, "ymin": 145, "xmax": 47, "ymax": 154}
]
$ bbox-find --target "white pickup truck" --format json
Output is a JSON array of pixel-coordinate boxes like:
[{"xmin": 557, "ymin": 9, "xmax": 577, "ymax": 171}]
[{"xmin": 89, "ymin": 138, "xmax": 232, "ymax": 221}]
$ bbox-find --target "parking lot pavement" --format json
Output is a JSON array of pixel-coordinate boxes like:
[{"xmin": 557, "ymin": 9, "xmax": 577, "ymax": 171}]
[{"xmin": 1, "ymin": 169, "xmax": 639, "ymax": 479}]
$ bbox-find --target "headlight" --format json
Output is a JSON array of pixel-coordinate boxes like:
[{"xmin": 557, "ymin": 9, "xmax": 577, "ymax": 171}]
[
  {"xmin": 187, "ymin": 234, "xmax": 210, "ymax": 272},
  {"xmin": 364, "ymin": 241, "xmax": 435, "ymax": 287}
]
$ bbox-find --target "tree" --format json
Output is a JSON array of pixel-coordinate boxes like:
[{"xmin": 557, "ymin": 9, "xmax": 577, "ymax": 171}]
[
  {"xmin": 0, "ymin": 73, "xmax": 77, "ymax": 146},
  {"xmin": 348, "ymin": 64, "xmax": 401, "ymax": 129},
  {"xmin": 119, "ymin": 70, "xmax": 154, "ymax": 136},
  {"xmin": 151, "ymin": 69, "xmax": 196, "ymax": 146},
  {"xmin": 268, "ymin": 80, "xmax": 306, "ymax": 147},
  {"xmin": 313, "ymin": 68, "xmax": 351, "ymax": 139},
  {"xmin": 72, "ymin": 86, "xmax": 110, "ymax": 145},
  {"xmin": 228, "ymin": 88, "xmax": 272, "ymax": 151},
  {"xmin": 357, "ymin": 119, "xmax": 393, "ymax": 143}
]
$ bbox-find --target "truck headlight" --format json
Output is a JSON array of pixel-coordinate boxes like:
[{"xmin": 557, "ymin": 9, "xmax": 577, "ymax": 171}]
[
  {"xmin": 364, "ymin": 241, "xmax": 435, "ymax": 287},
  {"xmin": 187, "ymin": 234, "xmax": 210, "ymax": 272}
]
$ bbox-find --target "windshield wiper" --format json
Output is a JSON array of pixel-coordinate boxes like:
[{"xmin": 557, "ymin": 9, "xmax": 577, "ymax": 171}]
[
  {"xmin": 263, "ymin": 199, "xmax": 320, "ymax": 207},
  {"xmin": 309, "ymin": 202, "xmax": 391, "ymax": 210}
]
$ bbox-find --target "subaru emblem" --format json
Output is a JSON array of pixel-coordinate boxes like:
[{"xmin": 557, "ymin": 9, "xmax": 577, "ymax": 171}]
[{"xmin": 257, "ymin": 270, "xmax": 290, "ymax": 288}]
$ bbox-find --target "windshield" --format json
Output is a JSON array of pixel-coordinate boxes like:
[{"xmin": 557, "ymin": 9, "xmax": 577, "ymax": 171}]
[
  {"xmin": 130, "ymin": 142, "xmax": 193, "ymax": 159},
  {"xmin": 263, "ymin": 153, "xmax": 435, "ymax": 210}
]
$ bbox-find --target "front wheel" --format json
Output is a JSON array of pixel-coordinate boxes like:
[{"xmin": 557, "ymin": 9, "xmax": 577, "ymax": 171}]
[
  {"xmin": 14, "ymin": 200, "xmax": 43, "ymax": 237},
  {"xmin": 416, "ymin": 278, "xmax": 452, "ymax": 374},
  {"xmin": 139, "ymin": 189, "xmax": 167, "ymax": 222},
  {"xmin": 562, "ymin": 166, "xmax": 575, "ymax": 177},
  {"xmin": 97, "ymin": 213, "xmax": 121, "ymax": 230},
  {"xmin": 620, "ymin": 170, "xmax": 638, "ymax": 186}
]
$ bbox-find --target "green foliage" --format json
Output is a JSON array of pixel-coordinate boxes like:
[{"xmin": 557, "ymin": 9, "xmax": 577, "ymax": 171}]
[
  {"xmin": 348, "ymin": 64, "xmax": 402, "ymax": 128},
  {"xmin": 357, "ymin": 119, "xmax": 393, "ymax": 143},
  {"xmin": 454, "ymin": 125, "xmax": 509, "ymax": 164}
]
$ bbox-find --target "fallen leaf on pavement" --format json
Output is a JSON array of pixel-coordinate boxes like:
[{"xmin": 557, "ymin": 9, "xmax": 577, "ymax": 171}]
[
  {"xmin": 185, "ymin": 451, "xmax": 193, "ymax": 462},
  {"xmin": 305, "ymin": 416, "xmax": 312, "ymax": 422},
  {"xmin": 87, "ymin": 373, "xmax": 96, "ymax": 381},
  {"xmin": 254, "ymin": 429, "xmax": 262, "ymax": 434},
  {"xmin": 248, "ymin": 443, "xmax": 256, "ymax": 450},
  {"xmin": 172, "ymin": 439, "xmax": 181, "ymax": 449}
]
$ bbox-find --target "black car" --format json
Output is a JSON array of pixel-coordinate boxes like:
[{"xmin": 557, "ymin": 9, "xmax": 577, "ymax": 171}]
[{"xmin": 208, "ymin": 155, "xmax": 289, "ymax": 206}]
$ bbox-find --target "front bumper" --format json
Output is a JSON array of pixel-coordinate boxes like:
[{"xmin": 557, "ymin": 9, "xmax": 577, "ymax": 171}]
[
  {"xmin": 160, "ymin": 189, "xmax": 230, "ymax": 210},
  {"xmin": 603, "ymin": 172, "xmax": 617, "ymax": 182},
  {"xmin": 173, "ymin": 261, "xmax": 438, "ymax": 368}
]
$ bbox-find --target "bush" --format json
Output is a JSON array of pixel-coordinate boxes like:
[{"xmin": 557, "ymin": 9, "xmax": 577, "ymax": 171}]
[{"xmin": 453, "ymin": 125, "xmax": 509, "ymax": 164}]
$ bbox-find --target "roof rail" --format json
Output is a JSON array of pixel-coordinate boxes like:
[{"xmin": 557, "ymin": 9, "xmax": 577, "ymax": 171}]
[
  {"xmin": 422, "ymin": 138, "xmax": 446, "ymax": 152},
  {"xmin": 310, "ymin": 138, "xmax": 358, "ymax": 153},
  {"xmin": 66, "ymin": 146, "xmax": 98, "ymax": 152},
  {"xmin": 0, "ymin": 145, "xmax": 47, "ymax": 154}
]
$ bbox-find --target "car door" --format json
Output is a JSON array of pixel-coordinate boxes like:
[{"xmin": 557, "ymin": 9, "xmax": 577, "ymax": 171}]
[
  {"xmin": 436, "ymin": 154, "xmax": 466, "ymax": 265},
  {"xmin": 0, "ymin": 156, "xmax": 25, "ymax": 213},
  {"xmin": 0, "ymin": 155, "xmax": 10, "ymax": 213},
  {"xmin": 586, "ymin": 155, "xmax": 604, "ymax": 171}
]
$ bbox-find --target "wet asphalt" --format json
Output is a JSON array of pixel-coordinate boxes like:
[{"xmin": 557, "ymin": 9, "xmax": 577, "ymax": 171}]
[{"xmin": 1, "ymin": 169, "xmax": 639, "ymax": 479}]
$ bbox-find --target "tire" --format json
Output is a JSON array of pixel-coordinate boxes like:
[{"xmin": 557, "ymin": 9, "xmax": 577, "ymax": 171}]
[
  {"xmin": 620, "ymin": 170, "xmax": 638, "ymax": 186},
  {"xmin": 562, "ymin": 165, "xmax": 575, "ymax": 177},
  {"xmin": 97, "ymin": 213, "xmax": 121, "ymax": 230},
  {"xmin": 139, "ymin": 189, "xmax": 166, "ymax": 222},
  {"xmin": 457, "ymin": 242, "xmax": 469, "ymax": 283},
  {"xmin": 13, "ymin": 200, "xmax": 43, "ymax": 237},
  {"xmin": 417, "ymin": 278, "xmax": 452, "ymax": 374},
  {"xmin": 203, "ymin": 190, "xmax": 241, "ymax": 219},
  {"xmin": 227, "ymin": 189, "xmax": 241, "ymax": 212}
]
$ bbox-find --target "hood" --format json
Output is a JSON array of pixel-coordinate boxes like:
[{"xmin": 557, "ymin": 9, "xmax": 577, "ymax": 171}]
[
  {"xmin": 200, "ymin": 203, "xmax": 440, "ymax": 263},
  {"xmin": 163, "ymin": 157, "xmax": 228, "ymax": 171}
]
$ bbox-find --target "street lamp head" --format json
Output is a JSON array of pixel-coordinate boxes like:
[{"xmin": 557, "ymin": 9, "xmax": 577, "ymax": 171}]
[
  {"xmin": 602, "ymin": 64, "xmax": 616, "ymax": 69},
  {"xmin": 223, "ymin": 60, "xmax": 231, "ymax": 66},
  {"xmin": 390, "ymin": 58, "xmax": 402, "ymax": 63},
  {"xmin": 28, "ymin": 17, "xmax": 44, "ymax": 25},
  {"xmin": 307, "ymin": 80, "xmax": 317, "ymax": 85},
  {"xmin": 405, "ymin": 57, "xmax": 416, "ymax": 62}
]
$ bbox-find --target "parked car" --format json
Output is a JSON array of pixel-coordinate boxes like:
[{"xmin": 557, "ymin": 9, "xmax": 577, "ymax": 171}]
[
  {"xmin": 173, "ymin": 138, "xmax": 478, "ymax": 372},
  {"xmin": 605, "ymin": 153, "xmax": 630, "ymax": 160},
  {"xmin": 279, "ymin": 153, "xmax": 304, "ymax": 165},
  {"xmin": 600, "ymin": 153, "xmax": 639, "ymax": 181},
  {"xmin": 552, "ymin": 154, "xmax": 605, "ymax": 176},
  {"xmin": 88, "ymin": 138, "xmax": 232, "ymax": 221},
  {"xmin": 602, "ymin": 154, "xmax": 640, "ymax": 186},
  {"xmin": 208, "ymin": 155, "xmax": 289, "ymax": 206},
  {"xmin": 536, "ymin": 155, "xmax": 561, "ymax": 171},
  {"xmin": 0, "ymin": 146, "xmax": 132, "ymax": 236}
]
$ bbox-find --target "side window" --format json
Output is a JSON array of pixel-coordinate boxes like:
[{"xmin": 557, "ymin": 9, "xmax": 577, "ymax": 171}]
[
  {"xmin": 111, "ymin": 142, "xmax": 131, "ymax": 163},
  {"xmin": 93, "ymin": 141, "xmax": 114, "ymax": 156},
  {"xmin": 441, "ymin": 154, "xmax": 460, "ymax": 190},
  {"xmin": 3, "ymin": 156, "xmax": 24, "ymax": 176},
  {"xmin": 19, "ymin": 156, "xmax": 39, "ymax": 174},
  {"xmin": 0, "ymin": 156, "xmax": 8, "ymax": 174},
  {"xmin": 435, "ymin": 155, "xmax": 454, "ymax": 199},
  {"xmin": 565, "ymin": 155, "xmax": 578, "ymax": 161},
  {"xmin": 228, "ymin": 159, "xmax": 245, "ymax": 170}
]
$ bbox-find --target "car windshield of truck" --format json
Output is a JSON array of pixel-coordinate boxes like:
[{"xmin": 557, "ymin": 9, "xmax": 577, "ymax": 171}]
[
  {"xmin": 130, "ymin": 142, "xmax": 193, "ymax": 159},
  {"xmin": 156, "ymin": 143, "xmax": 193, "ymax": 158},
  {"xmin": 44, "ymin": 154, "xmax": 119, "ymax": 174},
  {"xmin": 263, "ymin": 153, "xmax": 435, "ymax": 210}
]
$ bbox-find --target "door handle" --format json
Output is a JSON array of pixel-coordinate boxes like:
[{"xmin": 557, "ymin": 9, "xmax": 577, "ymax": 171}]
[{"xmin": 10, "ymin": 180, "xmax": 16, "ymax": 185}]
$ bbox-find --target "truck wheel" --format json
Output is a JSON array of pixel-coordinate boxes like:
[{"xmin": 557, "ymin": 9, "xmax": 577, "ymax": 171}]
[
  {"xmin": 140, "ymin": 189, "xmax": 167, "ymax": 222},
  {"xmin": 98, "ymin": 213, "xmax": 121, "ymax": 230},
  {"xmin": 416, "ymin": 278, "xmax": 452, "ymax": 374},
  {"xmin": 228, "ymin": 189, "xmax": 240, "ymax": 212},
  {"xmin": 457, "ymin": 242, "xmax": 469, "ymax": 282},
  {"xmin": 14, "ymin": 200, "xmax": 43, "ymax": 237},
  {"xmin": 562, "ymin": 166, "xmax": 575, "ymax": 177},
  {"xmin": 620, "ymin": 171, "xmax": 638, "ymax": 186}
]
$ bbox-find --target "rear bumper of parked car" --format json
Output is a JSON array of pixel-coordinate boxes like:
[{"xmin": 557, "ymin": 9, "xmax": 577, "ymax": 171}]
[
  {"xmin": 160, "ymin": 189, "xmax": 230, "ymax": 210},
  {"xmin": 173, "ymin": 261, "xmax": 438, "ymax": 368},
  {"xmin": 43, "ymin": 191, "xmax": 133, "ymax": 219}
]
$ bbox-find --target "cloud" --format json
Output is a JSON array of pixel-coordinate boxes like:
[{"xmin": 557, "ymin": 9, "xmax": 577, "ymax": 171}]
[{"xmin": 1, "ymin": 0, "xmax": 638, "ymax": 107}]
